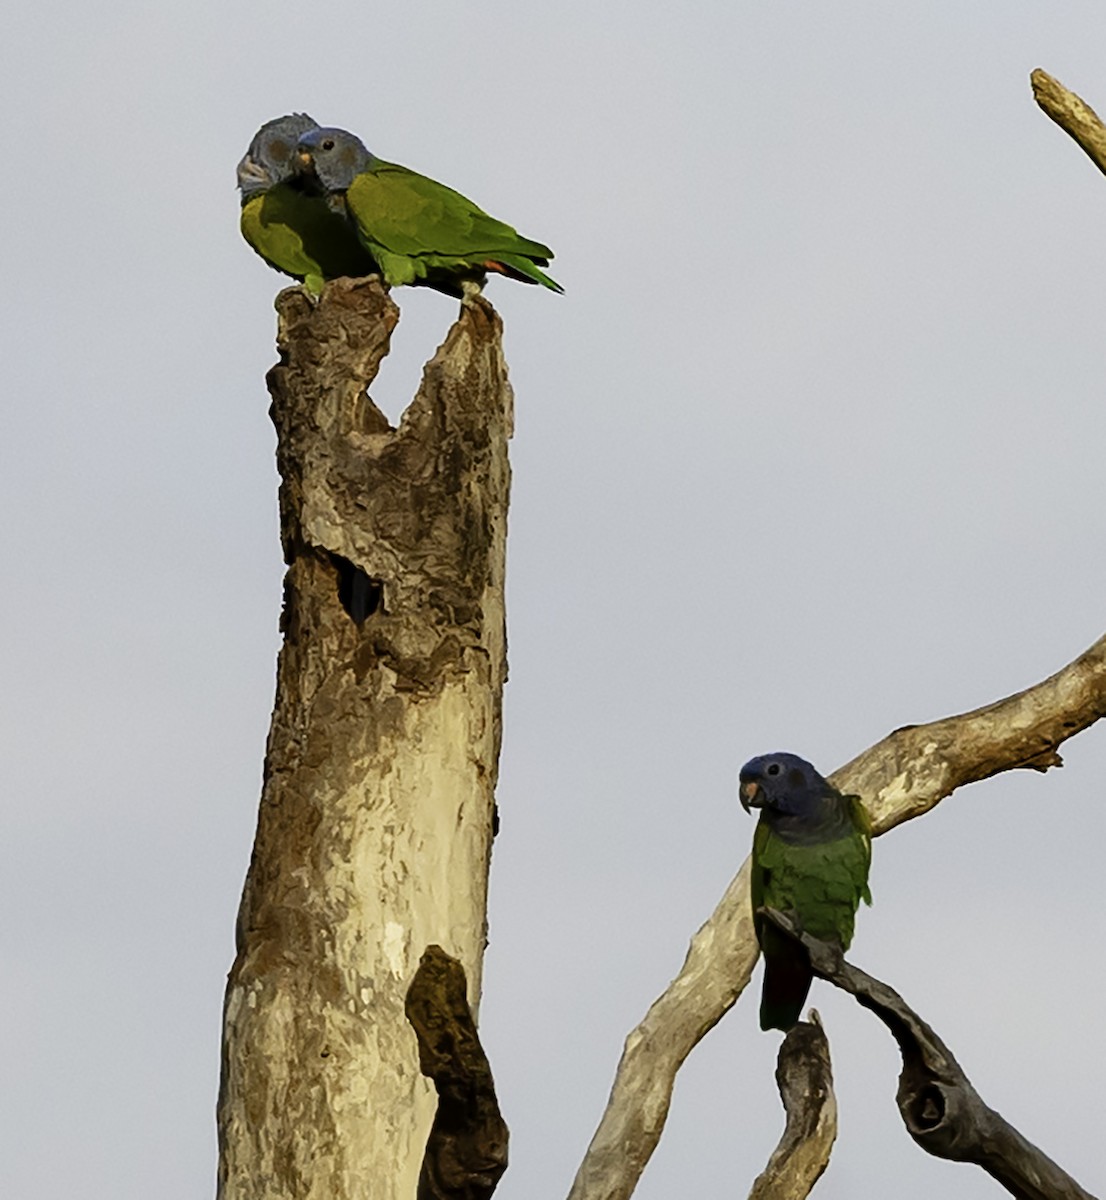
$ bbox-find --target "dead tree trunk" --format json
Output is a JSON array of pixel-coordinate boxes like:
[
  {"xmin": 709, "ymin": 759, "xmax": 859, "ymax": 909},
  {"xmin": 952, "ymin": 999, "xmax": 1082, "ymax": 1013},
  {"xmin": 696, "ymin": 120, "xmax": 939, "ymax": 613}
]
[{"xmin": 217, "ymin": 278, "xmax": 513, "ymax": 1200}]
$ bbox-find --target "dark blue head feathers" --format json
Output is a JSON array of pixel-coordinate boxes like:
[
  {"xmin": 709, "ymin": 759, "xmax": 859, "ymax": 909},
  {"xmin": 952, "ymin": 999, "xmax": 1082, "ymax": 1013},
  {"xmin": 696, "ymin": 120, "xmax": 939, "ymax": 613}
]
[{"xmin": 739, "ymin": 752, "xmax": 831, "ymax": 817}]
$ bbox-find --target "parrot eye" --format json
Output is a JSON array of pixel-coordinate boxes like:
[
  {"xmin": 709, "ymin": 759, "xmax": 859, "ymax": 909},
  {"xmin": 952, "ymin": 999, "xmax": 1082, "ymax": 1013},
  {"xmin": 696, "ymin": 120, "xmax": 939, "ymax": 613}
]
[
  {"xmin": 766, "ymin": 763, "xmax": 781, "ymax": 777},
  {"xmin": 321, "ymin": 137, "xmax": 336, "ymax": 152}
]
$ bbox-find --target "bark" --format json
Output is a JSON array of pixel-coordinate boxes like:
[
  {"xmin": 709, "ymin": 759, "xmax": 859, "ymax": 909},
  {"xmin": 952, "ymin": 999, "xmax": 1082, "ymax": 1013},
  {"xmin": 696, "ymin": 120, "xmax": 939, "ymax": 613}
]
[
  {"xmin": 405, "ymin": 945, "xmax": 509, "ymax": 1200},
  {"xmin": 1031, "ymin": 69, "xmax": 1106, "ymax": 177},
  {"xmin": 761, "ymin": 911, "xmax": 1100, "ymax": 1200},
  {"xmin": 747, "ymin": 1014, "xmax": 836, "ymax": 1200},
  {"xmin": 217, "ymin": 278, "xmax": 513, "ymax": 1200},
  {"xmin": 567, "ymin": 633, "xmax": 1106, "ymax": 1200}
]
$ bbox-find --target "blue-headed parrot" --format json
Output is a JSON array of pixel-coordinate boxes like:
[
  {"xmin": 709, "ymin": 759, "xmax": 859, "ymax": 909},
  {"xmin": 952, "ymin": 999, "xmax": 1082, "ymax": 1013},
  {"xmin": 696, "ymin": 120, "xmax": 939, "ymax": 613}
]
[
  {"xmin": 237, "ymin": 114, "xmax": 377, "ymax": 295},
  {"xmin": 740, "ymin": 752, "xmax": 872, "ymax": 1032},
  {"xmin": 292, "ymin": 126, "xmax": 562, "ymax": 299}
]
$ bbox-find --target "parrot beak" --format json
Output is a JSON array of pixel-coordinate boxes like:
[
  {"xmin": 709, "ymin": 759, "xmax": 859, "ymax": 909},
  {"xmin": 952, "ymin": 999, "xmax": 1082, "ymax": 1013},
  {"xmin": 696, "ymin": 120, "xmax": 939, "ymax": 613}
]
[
  {"xmin": 297, "ymin": 149, "xmax": 315, "ymax": 172},
  {"xmin": 740, "ymin": 779, "xmax": 762, "ymax": 813}
]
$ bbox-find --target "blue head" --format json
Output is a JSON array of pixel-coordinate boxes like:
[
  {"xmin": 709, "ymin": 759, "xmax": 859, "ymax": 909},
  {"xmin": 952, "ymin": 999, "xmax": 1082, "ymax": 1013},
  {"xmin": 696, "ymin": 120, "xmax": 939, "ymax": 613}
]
[
  {"xmin": 296, "ymin": 127, "xmax": 374, "ymax": 193},
  {"xmin": 237, "ymin": 113, "xmax": 319, "ymax": 198},
  {"xmin": 739, "ymin": 752, "xmax": 831, "ymax": 818}
]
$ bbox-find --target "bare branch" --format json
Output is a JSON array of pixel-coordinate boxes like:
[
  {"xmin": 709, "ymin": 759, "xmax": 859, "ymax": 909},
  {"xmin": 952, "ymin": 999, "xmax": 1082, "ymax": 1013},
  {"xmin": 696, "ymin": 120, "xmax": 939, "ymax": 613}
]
[
  {"xmin": 747, "ymin": 1014, "xmax": 836, "ymax": 1200},
  {"xmin": 1031, "ymin": 69, "xmax": 1106, "ymax": 178},
  {"xmin": 762, "ymin": 911, "xmax": 1100, "ymax": 1200},
  {"xmin": 406, "ymin": 946, "xmax": 509, "ymax": 1200},
  {"xmin": 566, "ymin": 862, "xmax": 758, "ymax": 1200},
  {"xmin": 567, "ymin": 632, "xmax": 1106, "ymax": 1200},
  {"xmin": 834, "ymin": 632, "xmax": 1106, "ymax": 834}
]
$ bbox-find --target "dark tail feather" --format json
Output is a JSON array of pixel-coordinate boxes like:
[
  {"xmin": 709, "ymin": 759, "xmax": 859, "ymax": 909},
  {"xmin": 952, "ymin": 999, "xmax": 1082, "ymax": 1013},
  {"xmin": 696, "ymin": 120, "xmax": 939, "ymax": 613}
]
[{"xmin": 760, "ymin": 950, "xmax": 813, "ymax": 1032}]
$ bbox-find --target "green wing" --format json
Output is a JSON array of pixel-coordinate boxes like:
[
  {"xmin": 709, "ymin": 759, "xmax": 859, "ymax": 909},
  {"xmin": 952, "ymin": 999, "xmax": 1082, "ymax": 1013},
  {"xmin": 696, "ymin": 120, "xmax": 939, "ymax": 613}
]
[
  {"xmin": 241, "ymin": 185, "xmax": 378, "ymax": 294},
  {"xmin": 345, "ymin": 162, "xmax": 561, "ymax": 291},
  {"xmin": 848, "ymin": 794, "xmax": 873, "ymax": 907},
  {"xmin": 750, "ymin": 820, "xmax": 771, "ymax": 919}
]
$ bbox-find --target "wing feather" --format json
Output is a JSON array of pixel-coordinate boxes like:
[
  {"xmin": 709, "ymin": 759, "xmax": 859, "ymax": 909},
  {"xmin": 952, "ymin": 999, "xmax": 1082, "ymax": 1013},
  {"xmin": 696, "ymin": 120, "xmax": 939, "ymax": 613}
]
[{"xmin": 347, "ymin": 162, "xmax": 554, "ymax": 260}]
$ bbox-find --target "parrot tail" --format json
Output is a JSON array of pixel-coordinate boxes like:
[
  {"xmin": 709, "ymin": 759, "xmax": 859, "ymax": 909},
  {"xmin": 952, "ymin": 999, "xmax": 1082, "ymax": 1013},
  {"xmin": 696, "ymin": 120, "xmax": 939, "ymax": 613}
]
[
  {"xmin": 759, "ymin": 948, "xmax": 813, "ymax": 1032},
  {"xmin": 483, "ymin": 256, "xmax": 564, "ymax": 293}
]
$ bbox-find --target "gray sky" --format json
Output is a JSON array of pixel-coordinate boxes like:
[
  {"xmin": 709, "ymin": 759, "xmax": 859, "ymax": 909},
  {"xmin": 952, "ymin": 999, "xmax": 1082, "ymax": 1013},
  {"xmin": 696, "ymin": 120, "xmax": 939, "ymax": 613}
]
[{"xmin": 2, "ymin": 2, "xmax": 1104, "ymax": 1197}]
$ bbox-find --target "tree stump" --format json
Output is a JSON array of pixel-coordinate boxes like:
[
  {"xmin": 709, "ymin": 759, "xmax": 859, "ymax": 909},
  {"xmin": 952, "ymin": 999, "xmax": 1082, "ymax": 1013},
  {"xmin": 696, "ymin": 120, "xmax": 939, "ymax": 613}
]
[{"xmin": 217, "ymin": 278, "xmax": 513, "ymax": 1200}]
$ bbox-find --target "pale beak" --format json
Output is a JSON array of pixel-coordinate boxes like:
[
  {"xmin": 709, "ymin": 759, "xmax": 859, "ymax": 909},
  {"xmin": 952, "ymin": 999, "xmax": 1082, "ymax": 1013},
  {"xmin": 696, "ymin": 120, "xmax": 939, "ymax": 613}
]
[{"xmin": 740, "ymin": 779, "xmax": 762, "ymax": 814}]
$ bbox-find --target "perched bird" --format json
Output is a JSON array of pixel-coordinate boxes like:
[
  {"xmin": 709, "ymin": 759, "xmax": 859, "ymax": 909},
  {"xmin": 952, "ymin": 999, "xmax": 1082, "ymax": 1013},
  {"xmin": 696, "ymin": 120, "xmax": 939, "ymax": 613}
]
[
  {"xmin": 739, "ymin": 752, "xmax": 872, "ymax": 1032},
  {"xmin": 237, "ymin": 114, "xmax": 378, "ymax": 294},
  {"xmin": 294, "ymin": 126, "xmax": 562, "ymax": 299}
]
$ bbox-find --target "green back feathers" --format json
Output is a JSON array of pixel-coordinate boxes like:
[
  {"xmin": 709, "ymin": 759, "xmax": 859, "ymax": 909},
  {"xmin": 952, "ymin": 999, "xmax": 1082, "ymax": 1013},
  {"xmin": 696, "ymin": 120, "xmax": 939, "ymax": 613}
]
[
  {"xmin": 345, "ymin": 162, "xmax": 562, "ymax": 293},
  {"xmin": 347, "ymin": 163, "xmax": 552, "ymax": 258}
]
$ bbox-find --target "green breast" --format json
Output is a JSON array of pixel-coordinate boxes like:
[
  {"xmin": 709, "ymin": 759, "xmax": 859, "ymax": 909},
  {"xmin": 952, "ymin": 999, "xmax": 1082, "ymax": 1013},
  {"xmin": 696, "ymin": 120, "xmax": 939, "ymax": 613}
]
[
  {"xmin": 752, "ymin": 822, "xmax": 871, "ymax": 949},
  {"xmin": 241, "ymin": 186, "xmax": 377, "ymax": 291}
]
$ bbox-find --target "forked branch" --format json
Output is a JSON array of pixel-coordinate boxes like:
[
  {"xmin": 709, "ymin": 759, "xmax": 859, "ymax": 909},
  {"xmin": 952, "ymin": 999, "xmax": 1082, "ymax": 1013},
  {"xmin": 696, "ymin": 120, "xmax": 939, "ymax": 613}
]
[
  {"xmin": 567, "ymin": 632, "xmax": 1106, "ymax": 1200},
  {"xmin": 762, "ymin": 910, "xmax": 1099, "ymax": 1200}
]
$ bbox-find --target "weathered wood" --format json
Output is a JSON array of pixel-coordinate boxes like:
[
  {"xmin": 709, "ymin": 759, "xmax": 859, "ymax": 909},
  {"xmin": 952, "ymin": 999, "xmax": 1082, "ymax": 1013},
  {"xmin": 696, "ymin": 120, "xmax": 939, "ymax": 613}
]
[
  {"xmin": 405, "ymin": 945, "xmax": 509, "ymax": 1200},
  {"xmin": 567, "ymin": 633, "xmax": 1106, "ymax": 1200},
  {"xmin": 1031, "ymin": 69, "xmax": 1106, "ymax": 178},
  {"xmin": 217, "ymin": 278, "xmax": 513, "ymax": 1200},
  {"xmin": 762, "ymin": 910, "xmax": 1100, "ymax": 1200},
  {"xmin": 842, "ymin": 634, "xmax": 1106, "ymax": 836},
  {"xmin": 747, "ymin": 1013, "xmax": 836, "ymax": 1200}
]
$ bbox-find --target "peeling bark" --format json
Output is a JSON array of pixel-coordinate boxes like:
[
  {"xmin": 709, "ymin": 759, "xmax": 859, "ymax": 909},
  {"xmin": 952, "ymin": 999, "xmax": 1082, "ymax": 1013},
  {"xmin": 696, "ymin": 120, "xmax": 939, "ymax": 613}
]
[
  {"xmin": 1032, "ymin": 69, "xmax": 1106, "ymax": 178},
  {"xmin": 567, "ymin": 633, "xmax": 1106, "ymax": 1200},
  {"xmin": 747, "ymin": 1014, "xmax": 836, "ymax": 1200},
  {"xmin": 406, "ymin": 945, "xmax": 509, "ymax": 1200},
  {"xmin": 761, "ymin": 911, "xmax": 1099, "ymax": 1200},
  {"xmin": 217, "ymin": 278, "xmax": 513, "ymax": 1200}
]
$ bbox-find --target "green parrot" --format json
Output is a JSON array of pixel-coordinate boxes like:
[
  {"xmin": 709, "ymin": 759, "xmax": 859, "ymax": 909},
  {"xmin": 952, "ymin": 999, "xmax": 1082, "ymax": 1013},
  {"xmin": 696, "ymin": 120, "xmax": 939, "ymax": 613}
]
[
  {"xmin": 237, "ymin": 114, "xmax": 378, "ymax": 295},
  {"xmin": 293, "ymin": 126, "xmax": 562, "ymax": 299},
  {"xmin": 739, "ymin": 752, "xmax": 872, "ymax": 1032}
]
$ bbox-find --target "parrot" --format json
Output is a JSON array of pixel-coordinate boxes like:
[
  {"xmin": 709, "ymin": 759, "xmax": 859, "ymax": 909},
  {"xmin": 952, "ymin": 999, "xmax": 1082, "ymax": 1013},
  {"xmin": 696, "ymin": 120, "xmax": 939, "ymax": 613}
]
[
  {"xmin": 237, "ymin": 114, "xmax": 378, "ymax": 295},
  {"xmin": 292, "ymin": 126, "xmax": 562, "ymax": 299},
  {"xmin": 739, "ymin": 752, "xmax": 872, "ymax": 1032}
]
